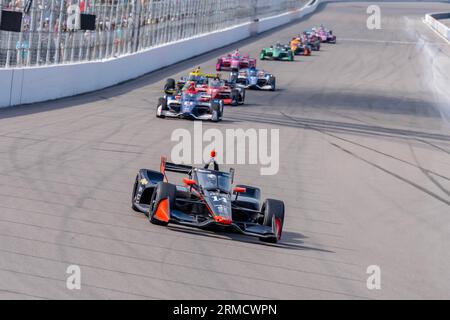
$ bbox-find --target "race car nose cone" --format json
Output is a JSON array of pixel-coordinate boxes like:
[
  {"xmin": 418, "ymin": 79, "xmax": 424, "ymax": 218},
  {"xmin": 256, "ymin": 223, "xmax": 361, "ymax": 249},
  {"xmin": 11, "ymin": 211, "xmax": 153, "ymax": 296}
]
[
  {"xmin": 181, "ymin": 112, "xmax": 194, "ymax": 119},
  {"xmin": 214, "ymin": 216, "xmax": 232, "ymax": 225}
]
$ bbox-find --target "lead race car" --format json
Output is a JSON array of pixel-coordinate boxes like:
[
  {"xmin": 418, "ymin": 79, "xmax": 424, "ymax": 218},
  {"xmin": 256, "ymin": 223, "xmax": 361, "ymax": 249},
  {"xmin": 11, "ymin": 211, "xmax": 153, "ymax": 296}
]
[
  {"xmin": 230, "ymin": 67, "xmax": 276, "ymax": 91},
  {"xmin": 216, "ymin": 49, "xmax": 257, "ymax": 71},
  {"xmin": 131, "ymin": 153, "xmax": 285, "ymax": 243},
  {"xmin": 156, "ymin": 90, "xmax": 223, "ymax": 122}
]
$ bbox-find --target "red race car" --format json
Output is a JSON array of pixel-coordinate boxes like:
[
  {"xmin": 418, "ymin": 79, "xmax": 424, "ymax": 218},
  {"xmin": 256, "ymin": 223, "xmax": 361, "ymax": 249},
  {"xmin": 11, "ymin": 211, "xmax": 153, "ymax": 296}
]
[
  {"xmin": 216, "ymin": 49, "xmax": 257, "ymax": 71},
  {"xmin": 186, "ymin": 78, "xmax": 245, "ymax": 106}
]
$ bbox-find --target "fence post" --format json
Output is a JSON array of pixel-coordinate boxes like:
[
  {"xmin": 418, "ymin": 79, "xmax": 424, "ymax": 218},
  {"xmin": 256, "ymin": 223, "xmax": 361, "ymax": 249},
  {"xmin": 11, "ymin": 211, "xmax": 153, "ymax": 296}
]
[
  {"xmin": 112, "ymin": 0, "xmax": 120, "ymax": 57},
  {"xmin": 26, "ymin": 0, "xmax": 37, "ymax": 66},
  {"xmin": 16, "ymin": 1, "xmax": 25, "ymax": 66},
  {"xmin": 132, "ymin": 0, "xmax": 140, "ymax": 53},
  {"xmin": 45, "ymin": 0, "xmax": 55, "ymax": 64},
  {"xmin": 35, "ymin": 4, "xmax": 45, "ymax": 65},
  {"xmin": 69, "ymin": 1, "xmax": 80, "ymax": 63},
  {"xmin": 55, "ymin": 0, "xmax": 65, "ymax": 63}
]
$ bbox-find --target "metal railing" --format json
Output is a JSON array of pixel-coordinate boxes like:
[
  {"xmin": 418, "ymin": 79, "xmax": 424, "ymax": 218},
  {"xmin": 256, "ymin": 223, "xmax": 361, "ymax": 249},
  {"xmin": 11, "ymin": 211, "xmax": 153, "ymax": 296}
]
[{"xmin": 0, "ymin": 0, "xmax": 308, "ymax": 68}]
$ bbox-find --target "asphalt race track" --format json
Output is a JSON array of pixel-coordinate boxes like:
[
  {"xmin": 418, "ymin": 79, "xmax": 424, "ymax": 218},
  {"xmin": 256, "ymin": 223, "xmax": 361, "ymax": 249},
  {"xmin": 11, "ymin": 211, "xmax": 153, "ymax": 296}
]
[{"xmin": 1, "ymin": 2, "xmax": 450, "ymax": 299}]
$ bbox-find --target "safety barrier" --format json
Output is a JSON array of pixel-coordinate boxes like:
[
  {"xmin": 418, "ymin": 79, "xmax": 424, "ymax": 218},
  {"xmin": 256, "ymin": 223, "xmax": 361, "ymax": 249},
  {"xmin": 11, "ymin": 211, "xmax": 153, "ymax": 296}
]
[
  {"xmin": 0, "ymin": 0, "xmax": 324, "ymax": 107},
  {"xmin": 424, "ymin": 12, "xmax": 450, "ymax": 41}
]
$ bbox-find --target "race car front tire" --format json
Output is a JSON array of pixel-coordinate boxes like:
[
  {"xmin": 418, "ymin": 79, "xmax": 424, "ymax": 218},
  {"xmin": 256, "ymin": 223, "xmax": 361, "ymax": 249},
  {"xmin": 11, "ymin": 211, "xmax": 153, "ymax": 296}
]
[
  {"xmin": 236, "ymin": 89, "xmax": 245, "ymax": 105},
  {"xmin": 231, "ymin": 89, "xmax": 240, "ymax": 106},
  {"xmin": 149, "ymin": 182, "xmax": 176, "ymax": 225},
  {"xmin": 269, "ymin": 77, "xmax": 276, "ymax": 91},
  {"xmin": 288, "ymin": 52, "xmax": 294, "ymax": 61},
  {"xmin": 156, "ymin": 97, "xmax": 167, "ymax": 118},
  {"xmin": 211, "ymin": 102, "xmax": 222, "ymax": 122},
  {"xmin": 259, "ymin": 199, "xmax": 285, "ymax": 243},
  {"xmin": 131, "ymin": 175, "xmax": 140, "ymax": 212}
]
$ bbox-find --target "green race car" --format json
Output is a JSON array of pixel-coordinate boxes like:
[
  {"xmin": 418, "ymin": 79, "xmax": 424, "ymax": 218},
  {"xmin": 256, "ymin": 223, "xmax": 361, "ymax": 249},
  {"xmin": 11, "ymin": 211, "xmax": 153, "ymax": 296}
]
[{"xmin": 260, "ymin": 43, "xmax": 294, "ymax": 61}]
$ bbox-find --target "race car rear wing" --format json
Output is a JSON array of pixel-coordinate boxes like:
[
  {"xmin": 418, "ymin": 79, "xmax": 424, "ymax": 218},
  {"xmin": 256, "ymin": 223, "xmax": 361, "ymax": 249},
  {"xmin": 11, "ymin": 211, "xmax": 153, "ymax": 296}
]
[
  {"xmin": 160, "ymin": 156, "xmax": 235, "ymax": 183},
  {"xmin": 160, "ymin": 157, "xmax": 193, "ymax": 181}
]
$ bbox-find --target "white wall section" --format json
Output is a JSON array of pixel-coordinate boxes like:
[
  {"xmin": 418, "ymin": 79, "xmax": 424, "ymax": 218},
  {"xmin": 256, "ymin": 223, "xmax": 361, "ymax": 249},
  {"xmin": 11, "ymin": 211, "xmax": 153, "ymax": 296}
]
[{"xmin": 424, "ymin": 12, "xmax": 450, "ymax": 41}]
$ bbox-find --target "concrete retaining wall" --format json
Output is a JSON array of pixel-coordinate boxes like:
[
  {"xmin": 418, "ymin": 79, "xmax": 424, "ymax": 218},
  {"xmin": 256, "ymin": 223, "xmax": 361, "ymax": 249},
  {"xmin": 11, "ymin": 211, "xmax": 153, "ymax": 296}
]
[{"xmin": 425, "ymin": 12, "xmax": 450, "ymax": 41}]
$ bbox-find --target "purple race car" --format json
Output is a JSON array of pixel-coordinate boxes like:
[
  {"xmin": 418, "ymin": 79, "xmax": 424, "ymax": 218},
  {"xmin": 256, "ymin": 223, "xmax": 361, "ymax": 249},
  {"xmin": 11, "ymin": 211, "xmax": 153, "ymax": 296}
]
[{"xmin": 216, "ymin": 49, "xmax": 257, "ymax": 71}]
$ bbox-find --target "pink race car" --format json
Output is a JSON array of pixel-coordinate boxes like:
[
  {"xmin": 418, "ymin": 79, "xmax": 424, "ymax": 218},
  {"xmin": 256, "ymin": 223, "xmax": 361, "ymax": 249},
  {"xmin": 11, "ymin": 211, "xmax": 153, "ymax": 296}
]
[
  {"xmin": 313, "ymin": 26, "xmax": 337, "ymax": 43},
  {"xmin": 216, "ymin": 50, "xmax": 257, "ymax": 71}
]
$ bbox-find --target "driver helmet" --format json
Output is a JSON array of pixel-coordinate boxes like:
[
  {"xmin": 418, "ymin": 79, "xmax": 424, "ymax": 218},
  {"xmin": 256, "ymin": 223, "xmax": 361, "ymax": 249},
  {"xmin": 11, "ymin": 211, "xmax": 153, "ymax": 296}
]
[
  {"xmin": 207, "ymin": 173, "xmax": 217, "ymax": 185},
  {"xmin": 185, "ymin": 82, "xmax": 197, "ymax": 94}
]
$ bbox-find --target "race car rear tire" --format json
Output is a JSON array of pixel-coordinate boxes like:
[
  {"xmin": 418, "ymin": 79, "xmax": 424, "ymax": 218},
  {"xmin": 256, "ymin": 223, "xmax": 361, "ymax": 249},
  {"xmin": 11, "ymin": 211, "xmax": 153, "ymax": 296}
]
[
  {"xmin": 164, "ymin": 78, "xmax": 176, "ymax": 92},
  {"xmin": 131, "ymin": 175, "xmax": 140, "ymax": 212},
  {"xmin": 149, "ymin": 182, "xmax": 176, "ymax": 226},
  {"xmin": 259, "ymin": 199, "xmax": 285, "ymax": 243}
]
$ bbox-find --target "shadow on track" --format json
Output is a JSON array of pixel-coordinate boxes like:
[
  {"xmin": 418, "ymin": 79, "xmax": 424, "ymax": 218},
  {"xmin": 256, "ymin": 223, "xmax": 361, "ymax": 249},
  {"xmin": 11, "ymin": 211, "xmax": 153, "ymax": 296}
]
[{"xmin": 166, "ymin": 224, "xmax": 334, "ymax": 253}]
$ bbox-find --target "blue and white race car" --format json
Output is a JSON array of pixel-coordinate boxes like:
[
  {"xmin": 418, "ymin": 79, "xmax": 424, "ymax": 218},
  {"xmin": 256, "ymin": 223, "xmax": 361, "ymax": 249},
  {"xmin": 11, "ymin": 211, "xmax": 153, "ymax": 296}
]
[
  {"xmin": 156, "ymin": 91, "xmax": 224, "ymax": 122},
  {"xmin": 231, "ymin": 67, "xmax": 276, "ymax": 91}
]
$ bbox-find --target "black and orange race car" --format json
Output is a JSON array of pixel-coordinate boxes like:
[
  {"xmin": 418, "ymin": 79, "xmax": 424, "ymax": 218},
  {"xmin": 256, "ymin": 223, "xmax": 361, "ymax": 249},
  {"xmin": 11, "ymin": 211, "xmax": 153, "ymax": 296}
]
[
  {"xmin": 131, "ymin": 153, "xmax": 285, "ymax": 243},
  {"xmin": 289, "ymin": 37, "xmax": 312, "ymax": 56}
]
